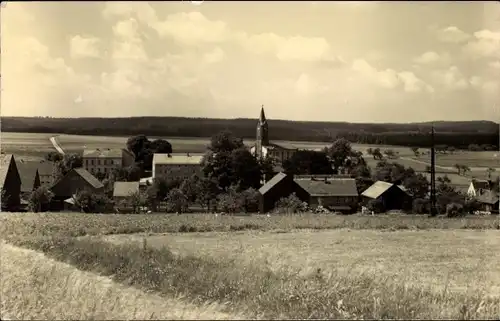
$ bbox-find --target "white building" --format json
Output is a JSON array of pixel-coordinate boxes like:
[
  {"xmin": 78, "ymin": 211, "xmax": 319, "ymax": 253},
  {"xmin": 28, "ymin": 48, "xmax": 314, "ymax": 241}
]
[
  {"xmin": 152, "ymin": 153, "xmax": 204, "ymax": 182},
  {"xmin": 82, "ymin": 148, "xmax": 135, "ymax": 176}
]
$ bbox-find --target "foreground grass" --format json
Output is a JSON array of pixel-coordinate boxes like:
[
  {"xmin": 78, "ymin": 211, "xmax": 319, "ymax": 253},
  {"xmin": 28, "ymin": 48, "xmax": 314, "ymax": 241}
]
[
  {"xmin": 104, "ymin": 229, "xmax": 500, "ymax": 297},
  {"xmin": 9, "ymin": 236, "xmax": 500, "ymax": 319},
  {"xmin": 1, "ymin": 212, "xmax": 499, "ymax": 240},
  {"xmin": 0, "ymin": 241, "xmax": 243, "ymax": 320}
]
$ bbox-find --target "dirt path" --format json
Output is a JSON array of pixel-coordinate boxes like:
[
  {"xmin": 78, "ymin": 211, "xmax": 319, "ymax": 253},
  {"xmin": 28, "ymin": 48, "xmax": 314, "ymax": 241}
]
[{"xmin": 0, "ymin": 242, "xmax": 246, "ymax": 320}]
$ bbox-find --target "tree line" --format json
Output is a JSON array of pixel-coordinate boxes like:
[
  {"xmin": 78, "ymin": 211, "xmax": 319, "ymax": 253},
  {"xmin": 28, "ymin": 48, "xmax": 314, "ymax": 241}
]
[{"xmin": 2, "ymin": 116, "xmax": 498, "ymax": 150}]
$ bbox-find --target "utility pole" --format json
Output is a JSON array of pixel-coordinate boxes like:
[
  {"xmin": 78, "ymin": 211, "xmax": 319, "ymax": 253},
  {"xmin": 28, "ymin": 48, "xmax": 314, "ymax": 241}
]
[{"xmin": 430, "ymin": 123, "xmax": 438, "ymax": 216}]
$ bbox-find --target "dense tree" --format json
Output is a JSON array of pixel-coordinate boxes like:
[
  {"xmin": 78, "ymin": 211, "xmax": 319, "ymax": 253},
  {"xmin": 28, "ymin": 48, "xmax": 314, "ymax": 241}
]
[
  {"xmin": 126, "ymin": 190, "xmax": 148, "ymax": 213},
  {"xmin": 196, "ymin": 177, "xmax": 220, "ymax": 211},
  {"xmin": 55, "ymin": 153, "xmax": 83, "ymax": 178},
  {"xmin": 73, "ymin": 190, "xmax": 112, "ymax": 213},
  {"xmin": 126, "ymin": 135, "xmax": 173, "ymax": 171},
  {"xmin": 487, "ymin": 167, "xmax": 496, "ymax": 180},
  {"xmin": 180, "ymin": 175, "xmax": 201, "ymax": 204},
  {"xmin": 283, "ymin": 150, "xmax": 333, "ymax": 176},
  {"xmin": 410, "ymin": 147, "xmax": 419, "ymax": 157},
  {"xmin": 208, "ymin": 129, "xmax": 244, "ymax": 153},
  {"xmin": 373, "ymin": 160, "xmax": 429, "ymax": 199},
  {"xmin": 165, "ymin": 188, "xmax": 188, "ymax": 213},
  {"xmin": 259, "ymin": 156, "xmax": 277, "ymax": 182},
  {"xmin": 111, "ymin": 165, "xmax": 142, "ymax": 182},
  {"xmin": 28, "ymin": 186, "xmax": 54, "ymax": 212},
  {"xmin": 45, "ymin": 151, "xmax": 63, "ymax": 162},
  {"xmin": 126, "ymin": 135, "xmax": 150, "ymax": 159}
]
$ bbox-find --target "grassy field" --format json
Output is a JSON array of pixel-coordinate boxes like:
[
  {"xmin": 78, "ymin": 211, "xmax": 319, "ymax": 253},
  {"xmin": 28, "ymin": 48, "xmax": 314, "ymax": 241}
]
[
  {"xmin": 415, "ymin": 151, "xmax": 500, "ymax": 169},
  {"xmin": 2, "ymin": 212, "xmax": 500, "ymax": 319}
]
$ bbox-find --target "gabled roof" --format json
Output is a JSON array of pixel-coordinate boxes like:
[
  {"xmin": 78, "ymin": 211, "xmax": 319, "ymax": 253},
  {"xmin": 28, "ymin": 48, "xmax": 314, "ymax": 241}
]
[
  {"xmin": 36, "ymin": 161, "xmax": 55, "ymax": 176},
  {"xmin": 476, "ymin": 190, "xmax": 499, "ymax": 205},
  {"xmin": 73, "ymin": 168, "xmax": 104, "ymax": 189},
  {"xmin": 294, "ymin": 177, "xmax": 358, "ymax": 197},
  {"xmin": 16, "ymin": 162, "xmax": 40, "ymax": 193},
  {"xmin": 361, "ymin": 181, "xmax": 395, "ymax": 199},
  {"xmin": 259, "ymin": 172, "xmax": 288, "ymax": 195},
  {"xmin": 0, "ymin": 154, "xmax": 15, "ymax": 188},
  {"xmin": 83, "ymin": 148, "xmax": 126, "ymax": 158},
  {"xmin": 153, "ymin": 153, "xmax": 204, "ymax": 165},
  {"xmin": 113, "ymin": 181, "xmax": 140, "ymax": 197},
  {"xmin": 268, "ymin": 142, "xmax": 298, "ymax": 150}
]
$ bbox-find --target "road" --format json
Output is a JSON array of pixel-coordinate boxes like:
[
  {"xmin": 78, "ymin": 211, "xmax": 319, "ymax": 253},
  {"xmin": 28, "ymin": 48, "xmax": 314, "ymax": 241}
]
[{"xmin": 49, "ymin": 136, "xmax": 65, "ymax": 155}]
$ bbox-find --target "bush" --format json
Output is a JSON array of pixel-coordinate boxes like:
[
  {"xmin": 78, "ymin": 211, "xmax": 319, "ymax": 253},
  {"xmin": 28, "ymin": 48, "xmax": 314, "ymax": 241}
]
[
  {"xmin": 216, "ymin": 192, "xmax": 244, "ymax": 213},
  {"xmin": 463, "ymin": 198, "xmax": 482, "ymax": 214},
  {"xmin": 366, "ymin": 199, "xmax": 385, "ymax": 214},
  {"xmin": 274, "ymin": 193, "xmax": 308, "ymax": 214},
  {"xmin": 446, "ymin": 203, "xmax": 465, "ymax": 217},
  {"xmin": 412, "ymin": 198, "xmax": 430, "ymax": 214},
  {"xmin": 165, "ymin": 188, "xmax": 188, "ymax": 213},
  {"xmin": 239, "ymin": 188, "xmax": 259, "ymax": 213}
]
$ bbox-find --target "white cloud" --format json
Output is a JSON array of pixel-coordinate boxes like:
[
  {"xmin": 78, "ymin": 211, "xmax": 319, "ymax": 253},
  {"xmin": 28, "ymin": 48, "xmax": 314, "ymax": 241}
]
[
  {"xmin": 469, "ymin": 76, "xmax": 499, "ymax": 94},
  {"xmin": 111, "ymin": 18, "xmax": 148, "ymax": 62},
  {"xmin": 490, "ymin": 61, "xmax": 500, "ymax": 69},
  {"xmin": 431, "ymin": 66, "xmax": 468, "ymax": 91},
  {"xmin": 414, "ymin": 51, "xmax": 450, "ymax": 65},
  {"xmin": 70, "ymin": 35, "xmax": 101, "ymax": 59},
  {"xmin": 352, "ymin": 59, "xmax": 432, "ymax": 93},
  {"xmin": 437, "ymin": 26, "xmax": 470, "ymax": 43},
  {"xmin": 463, "ymin": 29, "xmax": 500, "ymax": 59},
  {"xmin": 203, "ymin": 47, "xmax": 225, "ymax": 64}
]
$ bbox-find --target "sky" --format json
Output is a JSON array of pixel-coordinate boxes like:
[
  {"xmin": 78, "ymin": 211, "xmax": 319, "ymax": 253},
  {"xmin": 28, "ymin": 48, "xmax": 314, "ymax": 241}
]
[{"xmin": 1, "ymin": 1, "xmax": 499, "ymax": 122}]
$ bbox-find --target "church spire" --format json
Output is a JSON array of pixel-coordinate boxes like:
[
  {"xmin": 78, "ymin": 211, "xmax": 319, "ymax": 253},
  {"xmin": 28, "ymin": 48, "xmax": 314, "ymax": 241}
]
[{"xmin": 259, "ymin": 105, "xmax": 266, "ymax": 123}]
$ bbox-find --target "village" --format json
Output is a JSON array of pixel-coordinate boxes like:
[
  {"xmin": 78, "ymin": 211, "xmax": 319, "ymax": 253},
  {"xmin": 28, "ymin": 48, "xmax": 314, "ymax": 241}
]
[{"xmin": 1, "ymin": 107, "xmax": 498, "ymax": 216}]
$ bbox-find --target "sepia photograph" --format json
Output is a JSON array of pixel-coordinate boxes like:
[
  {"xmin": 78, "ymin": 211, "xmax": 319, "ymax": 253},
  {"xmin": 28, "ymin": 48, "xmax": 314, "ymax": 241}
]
[{"xmin": 1, "ymin": 1, "xmax": 499, "ymax": 319}]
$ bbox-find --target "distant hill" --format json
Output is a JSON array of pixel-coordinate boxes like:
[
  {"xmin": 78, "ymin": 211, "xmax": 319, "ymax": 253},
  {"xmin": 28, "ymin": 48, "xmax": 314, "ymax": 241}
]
[{"xmin": 1, "ymin": 116, "xmax": 498, "ymax": 149}]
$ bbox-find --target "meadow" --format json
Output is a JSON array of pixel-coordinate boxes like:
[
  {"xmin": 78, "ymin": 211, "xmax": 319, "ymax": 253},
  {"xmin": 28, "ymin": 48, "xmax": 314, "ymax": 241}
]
[{"xmin": 1, "ymin": 212, "xmax": 500, "ymax": 319}]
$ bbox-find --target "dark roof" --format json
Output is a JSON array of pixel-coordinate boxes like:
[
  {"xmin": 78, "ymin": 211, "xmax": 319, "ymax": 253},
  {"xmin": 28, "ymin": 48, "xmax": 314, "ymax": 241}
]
[
  {"xmin": 476, "ymin": 190, "xmax": 499, "ymax": 205},
  {"xmin": 73, "ymin": 168, "xmax": 104, "ymax": 189},
  {"xmin": 16, "ymin": 162, "xmax": 39, "ymax": 193},
  {"xmin": 0, "ymin": 154, "xmax": 15, "ymax": 188},
  {"xmin": 362, "ymin": 181, "xmax": 396, "ymax": 199},
  {"xmin": 259, "ymin": 172, "xmax": 288, "ymax": 195},
  {"xmin": 294, "ymin": 177, "xmax": 358, "ymax": 197},
  {"xmin": 113, "ymin": 181, "xmax": 140, "ymax": 197},
  {"xmin": 36, "ymin": 161, "xmax": 55, "ymax": 176},
  {"xmin": 471, "ymin": 179, "xmax": 490, "ymax": 190}
]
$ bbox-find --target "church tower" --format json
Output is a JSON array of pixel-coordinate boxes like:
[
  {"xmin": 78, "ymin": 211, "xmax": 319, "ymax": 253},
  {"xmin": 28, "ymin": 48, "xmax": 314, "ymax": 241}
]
[{"xmin": 255, "ymin": 105, "xmax": 269, "ymax": 159}]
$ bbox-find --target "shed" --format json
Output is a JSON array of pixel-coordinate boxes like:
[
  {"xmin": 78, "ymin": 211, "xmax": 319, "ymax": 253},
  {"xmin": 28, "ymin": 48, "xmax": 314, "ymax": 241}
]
[
  {"xmin": 113, "ymin": 181, "xmax": 140, "ymax": 199},
  {"xmin": 361, "ymin": 181, "xmax": 411, "ymax": 211},
  {"xmin": 475, "ymin": 190, "xmax": 499, "ymax": 214}
]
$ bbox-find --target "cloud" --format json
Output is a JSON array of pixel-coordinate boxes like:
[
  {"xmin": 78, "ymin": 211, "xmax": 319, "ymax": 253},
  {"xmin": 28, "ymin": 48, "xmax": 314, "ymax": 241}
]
[
  {"xmin": 351, "ymin": 59, "xmax": 432, "ymax": 93},
  {"xmin": 203, "ymin": 47, "xmax": 225, "ymax": 64},
  {"xmin": 70, "ymin": 35, "xmax": 101, "ymax": 59},
  {"xmin": 413, "ymin": 51, "xmax": 450, "ymax": 65},
  {"xmin": 431, "ymin": 66, "xmax": 468, "ymax": 91},
  {"xmin": 489, "ymin": 61, "xmax": 500, "ymax": 69},
  {"xmin": 463, "ymin": 29, "xmax": 500, "ymax": 59},
  {"xmin": 436, "ymin": 26, "xmax": 470, "ymax": 43},
  {"xmin": 469, "ymin": 76, "xmax": 499, "ymax": 94}
]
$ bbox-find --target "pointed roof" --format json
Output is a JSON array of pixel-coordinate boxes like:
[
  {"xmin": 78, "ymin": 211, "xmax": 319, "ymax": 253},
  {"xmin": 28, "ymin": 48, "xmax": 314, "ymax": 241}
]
[
  {"xmin": 0, "ymin": 154, "xmax": 15, "ymax": 188},
  {"xmin": 259, "ymin": 105, "xmax": 266, "ymax": 123}
]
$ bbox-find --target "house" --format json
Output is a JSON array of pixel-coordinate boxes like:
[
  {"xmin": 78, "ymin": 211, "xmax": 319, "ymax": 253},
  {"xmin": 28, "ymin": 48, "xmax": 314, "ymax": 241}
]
[
  {"xmin": 294, "ymin": 176, "xmax": 359, "ymax": 213},
  {"xmin": 258, "ymin": 172, "xmax": 308, "ymax": 213},
  {"xmin": 475, "ymin": 190, "xmax": 499, "ymax": 214},
  {"xmin": 37, "ymin": 160, "xmax": 57, "ymax": 186},
  {"xmin": 152, "ymin": 153, "xmax": 204, "ymax": 182},
  {"xmin": 0, "ymin": 154, "xmax": 21, "ymax": 211},
  {"xmin": 82, "ymin": 148, "xmax": 135, "ymax": 177},
  {"xmin": 16, "ymin": 161, "xmax": 41, "ymax": 196},
  {"xmin": 467, "ymin": 179, "xmax": 491, "ymax": 198},
  {"xmin": 361, "ymin": 181, "xmax": 411, "ymax": 211},
  {"xmin": 250, "ymin": 106, "xmax": 298, "ymax": 164},
  {"xmin": 50, "ymin": 168, "xmax": 104, "ymax": 210},
  {"xmin": 113, "ymin": 181, "xmax": 140, "ymax": 200}
]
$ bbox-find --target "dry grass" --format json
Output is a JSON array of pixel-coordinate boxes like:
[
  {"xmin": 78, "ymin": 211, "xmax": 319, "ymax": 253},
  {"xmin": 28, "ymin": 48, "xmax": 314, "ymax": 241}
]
[
  {"xmin": 416, "ymin": 151, "xmax": 500, "ymax": 169},
  {"xmin": 1, "ymin": 213, "xmax": 500, "ymax": 241},
  {"xmin": 103, "ymin": 229, "xmax": 500, "ymax": 297},
  {"xmin": 0, "ymin": 241, "xmax": 244, "ymax": 320}
]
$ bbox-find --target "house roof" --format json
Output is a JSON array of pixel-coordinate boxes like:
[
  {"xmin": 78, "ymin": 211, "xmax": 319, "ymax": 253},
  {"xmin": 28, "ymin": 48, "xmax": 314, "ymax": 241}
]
[
  {"xmin": 113, "ymin": 181, "xmax": 140, "ymax": 197},
  {"xmin": 259, "ymin": 172, "xmax": 288, "ymax": 195},
  {"xmin": 471, "ymin": 179, "xmax": 490, "ymax": 190},
  {"xmin": 83, "ymin": 148, "xmax": 126, "ymax": 158},
  {"xmin": 294, "ymin": 177, "xmax": 358, "ymax": 197},
  {"xmin": 268, "ymin": 142, "xmax": 298, "ymax": 150},
  {"xmin": 16, "ymin": 162, "xmax": 39, "ymax": 193},
  {"xmin": 36, "ymin": 161, "xmax": 55, "ymax": 176},
  {"xmin": 361, "ymin": 181, "xmax": 395, "ymax": 199},
  {"xmin": 73, "ymin": 168, "xmax": 104, "ymax": 189},
  {"xmin": 476, "ymin": 190, "xmax": 499, "ymax": 205},
  {"xmin": 153, "ymin": 153, "xmax": 204, "ymax": 165},
  {"xmin": 0, "ymin": 154, "xmax": 15, "ymax": 188}
]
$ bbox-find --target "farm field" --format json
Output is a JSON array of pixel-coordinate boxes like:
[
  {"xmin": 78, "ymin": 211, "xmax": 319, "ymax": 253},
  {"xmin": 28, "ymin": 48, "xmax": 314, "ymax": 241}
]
[
  {"xmin": 0, "ymin": 132, "xmax": 58, "ymax": 160},
  {"xmin": 103, "ymin": 229, "xmax": 500, "ymax": 297},
  {"xmin": 415, "ymin": 151, "xmax": 500, "ymax": 170}
]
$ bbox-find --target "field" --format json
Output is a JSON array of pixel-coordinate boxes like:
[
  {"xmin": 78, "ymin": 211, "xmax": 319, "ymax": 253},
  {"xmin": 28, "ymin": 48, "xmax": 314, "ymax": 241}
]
[{"xmin": 1, "ymin": 213, "xmax": 500, "ymax": 319}]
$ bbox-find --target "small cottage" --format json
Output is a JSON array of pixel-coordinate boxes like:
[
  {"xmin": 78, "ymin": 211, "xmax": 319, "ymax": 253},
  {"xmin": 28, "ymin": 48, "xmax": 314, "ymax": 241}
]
[
  {"xmin": 361, "ymin": 181, "xmax": 411, "ymax": 211},
  {"xmin": 475, "ymin": 190, "xmax": 499, "ymax": 214},
  {"xmin": 258, "ymin": 172, "xmax": 308, "ymax": 213}
]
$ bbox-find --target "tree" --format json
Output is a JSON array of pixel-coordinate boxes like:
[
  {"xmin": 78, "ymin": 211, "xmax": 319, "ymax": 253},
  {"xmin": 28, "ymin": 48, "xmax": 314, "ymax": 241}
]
[
  {"xmin": 165, "ymin": 188, "xmax": 188, "ymax": 213},
  {"xmin": 217, "ymin": 186, "xmax": 244, "ymax": 214},
  {"xmin": 111, "ymin": 165, "xmax": 142, "ymax": 182},
  {"xmin": 1, "ymin": 189, "xmax": 10, "ymax": 212},
  {"xmin": 384, "ymin": 149, "xmax": 396, "ymax": 159},
  {"xmin": 372, "ymin": 148, "xmax": 383, "ymax": 160},
  {"xmin": 230, "ymin": 148, "xmax": 262, "ymax": 190},
  {"xmin": 486, "ymin": 167, "xmax": 496, "ymax": 180},
  {"xmin": 274, "ymin": 193, "xmax": 307, "ymax": 214},
  {"xmin": 55, "ymin": 153, "xmax": 83, "ymax": 178},
  {"xmin": 468, "ymin": 144, "xmax": 481, "ymax": 151},
  {"xmin": 366, "ymin": 198, "xmax": 385, "ymax": 214},
  {"xmin": 73, "ymin": 189, "xmax": 112, "ymax": 213},
  {"xmin": 259, "ymin": 156, "xmax": 277, "ymax": 183},
  {"xmin": 411, "ymin": 147, "xmax": 419, "ymax": 157},
  {"xmin": 403, "ymin": 173, "xmax": 429, "ymax": 199},
  {"xmin": 180, "ymin": 174, "xmax": 201, "ymax": 204},
  {"xmin": 366, "ymin": 148, "xmax": 374, "ymax": 158},
  {"xmin": 283, "ymin": 150, "xmax": 333, "ymax": 176},
  {"xmin": 447, "ymin": 146, "xmax": 456, "ymax": 154},
  {"xmin": 461, "ymin": 165, "xmax": 470, "ymax": 176},
  {"xmin": 126, "ymin": 135, "xmax": 173, "ymax": 171},
  {"xmin": 196, "ymin": 177, "xmax": 220, "ymax": 211},
  {"xmin": 412, "ymin": 198, "xmax": 429, "ymax": 214},
  {"xmin": 208, "ymin": 129, "xmax": 244, "ymax": 153},
  {"xmin": 126, "ymin": 135, "xmax": 150, "ymax": 159},
  {"xmin": 28, "ymin": 186, "xmax": 54, "ymax": 212},
  {"xmin": 239, "ymin": 187, "xmax": 260, "ymax": 213},
  {"xmin": 45, "ymin": 151, "xmax": 63, "ymax": 162},
  {"xmin": 325, "ymin": 138, "xmax": 366, "ymax": 174},
  {"xmin": 127, "ymin": 190, "xmax": 148, "ymax": 213},
  {"xmin": 454, "ymin": 163, "xmax": 462, "ymax": 175}
]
